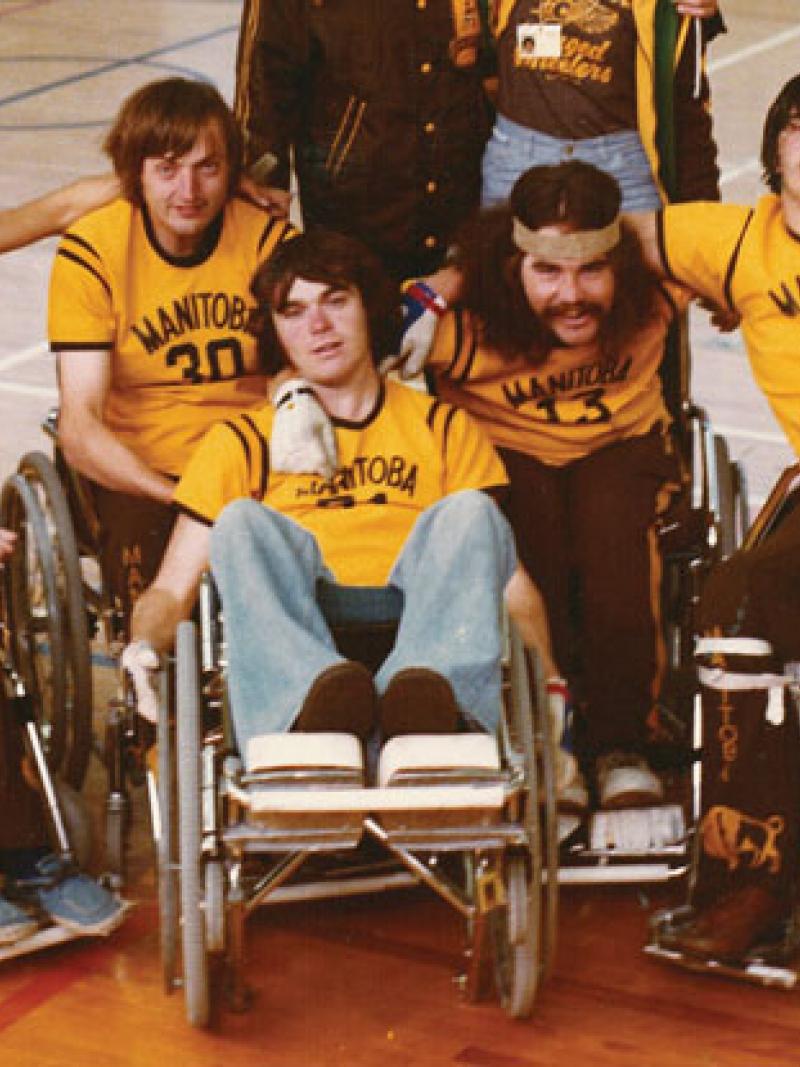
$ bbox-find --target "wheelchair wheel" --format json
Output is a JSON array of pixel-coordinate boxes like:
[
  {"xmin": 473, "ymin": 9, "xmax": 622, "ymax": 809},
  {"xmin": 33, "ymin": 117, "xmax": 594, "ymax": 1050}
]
[
  {"xmin": 17, "ymin": 452, "xmax": 93, "ymax": 789},
  {"xmin": 1, "ymin": 473, "xmax": 68, "ymax": 773},
  {"xmin": 529, "ymin": 645, "xmax": 559, "ymax": 980},
  {"xmin": 713, "ymin": 435, "xmax": 749, "ymax": 561},
  {"xmin": 176, "ymin": 620, "xmax": 210, "ymax": 1028},
  {"xmin": 498, "ymin": 624, "xmax": 547, "ymax": 1017},
  {"xmin": 156, "ymin": 662, "xmax": 179, "ymax": 995},
  {"xmin": 491, "ymin": 852, "xmax": 537, "ymax": 1019}
]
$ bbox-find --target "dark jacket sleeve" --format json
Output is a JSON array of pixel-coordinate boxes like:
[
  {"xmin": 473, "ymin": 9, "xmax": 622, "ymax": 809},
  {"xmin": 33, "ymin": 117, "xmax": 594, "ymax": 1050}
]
[
  {"xmin": 672, "ymin": 15, "xmax": 725, "ymax": 202},
  {"xmin": 234, "ymin": 0, "xmax": 309, "ymax": 188}
]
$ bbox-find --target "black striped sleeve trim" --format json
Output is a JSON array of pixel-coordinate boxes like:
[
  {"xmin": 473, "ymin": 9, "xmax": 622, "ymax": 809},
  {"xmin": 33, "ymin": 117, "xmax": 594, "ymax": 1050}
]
[
  {"xmin": 258, "ymin": 216, "xmax": 294, "ymax": 255},
  {"xmin": 425, "ymin": 398, "xmax": 458, "ymax": 460},
  {"xmin": 656, "ymin": 281, "xmax": 679, "ymax": 322},
  {"xmin": 175, "ymin": 502, "xmax": 214, "ymax": 527},
  {"xmin": 445, "ymin": 309, "xmax": 479, "ymax": 383},
  {"xmin": 56, "ymin": 246, "xmax": 112, "ymax": 299},
  {"xmin": 655, "ymin": 211, "xmax": 676, "ymax": 283},
  {"xmin": 50, "ymin": 340, "xmax": 113, "ymax": 352},
  {"xmin": 240, "ymin": 413, "xmax": 270, "ymax": 499},
  {"xmin": 62, "ymin": 231, "xmax": 101, "ymax": 261},
  {"xmin": 722, "ymin": 210, "xmax": 754, "ymax": 313},
  {"xmin": 425, "ymin": 397, "xmax": 442, "ymax": 432}
]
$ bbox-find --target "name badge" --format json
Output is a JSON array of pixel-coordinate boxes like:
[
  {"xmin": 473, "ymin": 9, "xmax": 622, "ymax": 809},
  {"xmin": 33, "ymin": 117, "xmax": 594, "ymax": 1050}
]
[{"xmin": 517, "ymin": 22, "xmax": 562, "ymax": 60}]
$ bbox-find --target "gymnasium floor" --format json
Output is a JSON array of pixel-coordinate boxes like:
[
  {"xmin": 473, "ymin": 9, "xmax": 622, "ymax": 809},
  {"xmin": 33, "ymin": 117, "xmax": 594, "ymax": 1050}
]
[{"xmin": 0, "ymin": 2, "xmax": 798, "ymax": 1064}]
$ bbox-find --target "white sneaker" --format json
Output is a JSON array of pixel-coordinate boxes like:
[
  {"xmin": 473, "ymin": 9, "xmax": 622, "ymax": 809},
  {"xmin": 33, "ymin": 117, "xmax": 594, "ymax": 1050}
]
[
  {"xmin": 596, "ymin": 751, "xmax": 663, "ymax": 810},
  {"xmin": 558, "ymin": 765, "xmax": 589, "ymax": 814}
]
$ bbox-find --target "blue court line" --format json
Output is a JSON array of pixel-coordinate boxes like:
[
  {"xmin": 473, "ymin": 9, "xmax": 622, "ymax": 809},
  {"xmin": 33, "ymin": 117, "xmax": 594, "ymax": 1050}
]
[{"xmin": 0, "ymin": 24, "xmax": 237, "ymax": 111}]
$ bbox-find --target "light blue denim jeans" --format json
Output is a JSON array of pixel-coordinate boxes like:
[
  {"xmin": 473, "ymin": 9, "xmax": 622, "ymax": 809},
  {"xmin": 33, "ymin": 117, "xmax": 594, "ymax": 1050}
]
[
  {"xmin": 209, "ymin": 490, "xmax": 518, "ymax": 751},
  {"xmin": 481, "ymin": 113, "xmax": 662, "ymax": 211}
]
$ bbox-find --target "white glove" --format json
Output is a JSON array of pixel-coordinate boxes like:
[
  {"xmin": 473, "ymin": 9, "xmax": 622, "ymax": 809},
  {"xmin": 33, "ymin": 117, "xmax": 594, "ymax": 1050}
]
[
  {"xmin": 121, "ymin": 639, "xmax": 160, "ymax": 724},
  {"xmin": 381, "ymin": 281, "xmax": 447, "ymax": 380},
  {"xmin": 271, "ymin": 378, "xmax": 338, "ymax": 479}
]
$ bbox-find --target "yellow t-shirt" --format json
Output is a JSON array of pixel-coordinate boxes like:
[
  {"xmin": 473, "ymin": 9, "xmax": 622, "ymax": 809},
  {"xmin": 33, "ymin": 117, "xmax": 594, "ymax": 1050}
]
[
  {"xmin": 48, "ymin": 196, "xmax": 295, "ymax": 477},
  {"xmin": 428, "ymin": 290, "xmax": 678, "ymax": 467},
  {"xmin": 174, "ymin": 378, "xmax": 508, "ymax": 586},
  {"xmin": 660, "ymin": 195, "xmax": 800, "ymax": 456}
]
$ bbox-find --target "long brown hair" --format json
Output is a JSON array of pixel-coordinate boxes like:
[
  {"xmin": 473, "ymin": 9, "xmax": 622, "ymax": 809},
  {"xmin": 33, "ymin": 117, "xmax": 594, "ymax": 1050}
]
[
  {"xmin": 104, "ymin": 77, "xmax": 243, "ymax": 205},
  {"xmin": 457, "ymin": 161, "xmax": 661, "ymax": 365},
  {"xmin": 248, "ymin": 228, "xmax": 402, "ymax": 375},
  {"xmin": 761, "ymin": 75, "xmax": 800, "ymax": 195}
]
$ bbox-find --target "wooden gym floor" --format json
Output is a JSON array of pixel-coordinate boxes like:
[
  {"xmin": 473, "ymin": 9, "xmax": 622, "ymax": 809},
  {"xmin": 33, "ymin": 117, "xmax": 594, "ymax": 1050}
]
[{"xmin": 0, "ymin": 2, "xmax": 799, "ymax": 1064}]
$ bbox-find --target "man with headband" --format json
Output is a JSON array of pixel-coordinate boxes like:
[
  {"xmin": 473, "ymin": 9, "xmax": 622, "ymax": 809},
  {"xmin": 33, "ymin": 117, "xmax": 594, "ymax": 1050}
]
[{"xmin": 426, "ymin": 160, "xmax": 683, "ymax": 813}]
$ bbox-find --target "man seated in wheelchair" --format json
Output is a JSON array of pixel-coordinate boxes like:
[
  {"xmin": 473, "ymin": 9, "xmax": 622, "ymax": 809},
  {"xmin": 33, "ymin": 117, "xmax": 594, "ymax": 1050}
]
[
  {"xmin": 122, "ymin": 228, "xmax": 556, "ymax": 754},
  {"xmin": 0, "ymin": 531, "xmax": 124, "ymax": 948},
  {"xmin": 629, "ymin": 73, "xmax": 800, "ymax": 967},
  {"xmin": 421, "ymin": 161, "xmax": 691, "ymax": 815},
  {"xmin": 47, "ymin": 76, "xmax": 295, "ymax": 631}
]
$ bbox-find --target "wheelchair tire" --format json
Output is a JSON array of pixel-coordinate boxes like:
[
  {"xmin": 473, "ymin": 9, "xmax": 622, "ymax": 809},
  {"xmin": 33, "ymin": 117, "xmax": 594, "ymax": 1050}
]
[
  {"xmin": 491, "ymin": 852, "xmax": 538, "ymax": 1019},
  {"xmin": 176, "ymin": 620, "xmax": 210, "ymax": 1028},
  {"xmin": 156, "ymin": 661, "xmax": 179, "ymax": 996},
  {"xmin": 17, "ymin": 452, "xmax": 93, "ymax": 790},
  {"xmin": 713, "ymin": 435, "xmax": 749, "ymax": 561},
  {"xmin": 1, "ymin": 473, "xmax": 68, "ymax": 773},
  {"xmin": 529, "ymin": 646, "xmax": 559, "ymax": 981},
  {"xmin": 499, "ymin": 624, "xmax": 545, "ymax": 1017}
]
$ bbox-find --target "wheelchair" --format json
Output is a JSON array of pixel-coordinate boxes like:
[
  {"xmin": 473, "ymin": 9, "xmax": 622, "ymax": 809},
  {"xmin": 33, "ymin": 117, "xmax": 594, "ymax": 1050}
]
[
  {"xmin": 555, "ymin": 317, "xmax": 749, "ymax": 885},
  {"xmin": 645, "ymin": 464, "xmax": 800, "ymax": 988},
  {"xmin": 152, "ymin": 577, "xmax": 559, "ymax": 1026},
  {"xmin": 0, "ymin": 413, "xmax": 156, "ymax": 887}
]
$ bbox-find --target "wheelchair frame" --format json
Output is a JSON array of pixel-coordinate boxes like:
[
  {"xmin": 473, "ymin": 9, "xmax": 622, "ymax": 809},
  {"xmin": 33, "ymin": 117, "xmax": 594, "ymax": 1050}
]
[
  {"xmin": 645, "ymin": 464, "xmax": 800, "ymax": 988},
  {"xmin": 153, "ymin": 583, "xmax": 559, "ymax": 1026}
]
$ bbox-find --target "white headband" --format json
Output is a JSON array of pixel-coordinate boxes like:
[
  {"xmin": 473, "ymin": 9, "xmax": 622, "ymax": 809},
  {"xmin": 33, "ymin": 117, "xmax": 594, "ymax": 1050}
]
[{"xmin": 512, "ymin": 216, "xmax": 621, "ymax": 259}]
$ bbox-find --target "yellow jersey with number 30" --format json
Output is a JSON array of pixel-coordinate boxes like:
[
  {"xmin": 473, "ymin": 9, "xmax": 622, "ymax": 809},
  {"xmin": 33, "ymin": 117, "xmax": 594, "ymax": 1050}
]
[
  {"xmin": 428, "ymin": 288, "xmax": 679, "ymax": 467},
  {"xmin": 48, "ymin": 196, "xmax": 295, "ymax": 477}
]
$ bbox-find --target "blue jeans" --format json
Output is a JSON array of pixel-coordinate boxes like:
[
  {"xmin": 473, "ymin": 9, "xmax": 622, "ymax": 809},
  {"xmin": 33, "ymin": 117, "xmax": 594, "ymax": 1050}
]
[
  {"xmin": 209, "ymin": 491, "xmax": 518, "ymax": 751},
  {"xmin": 481, "ymin": 113, "xmax": 662, "ymax": 211}
]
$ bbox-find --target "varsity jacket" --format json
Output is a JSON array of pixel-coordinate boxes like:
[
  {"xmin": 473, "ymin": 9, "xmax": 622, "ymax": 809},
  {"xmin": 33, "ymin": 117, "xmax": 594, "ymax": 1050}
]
[{"xmin": 234, "ymin": 0, "xmax": 495, "ymax": 280}]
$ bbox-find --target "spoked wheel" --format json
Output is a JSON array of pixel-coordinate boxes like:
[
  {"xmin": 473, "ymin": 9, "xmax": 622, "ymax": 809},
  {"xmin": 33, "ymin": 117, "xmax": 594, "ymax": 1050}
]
[
  {"xmin": 1, "ymin": 473, "xmax": 67, "ymax": 773},
  {"xmin": 176, "ymin": 620, "xmax": 210, "ymax": 1028},
  {"xmin": 498, "ymin": 623, "xmax": 549, "ymax": 1017},
  {"xmin": 16, "ymin": 451, "xmax": 93, "ymax": 788},
  {"xmin": 529, "ymin": 647, "xmax": 559, "ymax": 980},
  {"xmin": 490, "ymin": 852, "xmax": 538, "ymax": 1019},
  {"xmin": 713, "ymin": 435, "xmax": 749, "ymax": 562},
  {"xmin": 155, "ymin": 659, "xmax": 179, "ymax": 995}
]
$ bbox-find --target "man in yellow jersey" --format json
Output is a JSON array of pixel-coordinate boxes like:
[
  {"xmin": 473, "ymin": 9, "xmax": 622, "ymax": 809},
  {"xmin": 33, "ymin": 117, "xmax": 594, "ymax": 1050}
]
[
  {"xmin": 48, "ymin": 77, "xmax": 295, "ymax": 629},
  {"xmin": 122, "ymin": 229, "xmax": 555, "ymax": 752},
  {"xmin": 628, "ymin": 74, "xmax": 800, "ymax": 963},
  {"xmin": 427, "ymin": 161, "xmax": 683, "ymax": 813}
]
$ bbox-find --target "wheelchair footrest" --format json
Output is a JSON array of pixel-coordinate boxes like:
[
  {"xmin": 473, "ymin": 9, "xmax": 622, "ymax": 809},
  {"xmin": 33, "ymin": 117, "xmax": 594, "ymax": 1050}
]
[
  {"xmin": 589, "ymin": 804, "xmax": 686, "ymax": 853},
  {"xmin": 376, "ymin": 733, "xmax": 504, "ymax": 831},
  {"xmin": 242, "ymin": 732, "xmax": 365, "ymax": 833}
]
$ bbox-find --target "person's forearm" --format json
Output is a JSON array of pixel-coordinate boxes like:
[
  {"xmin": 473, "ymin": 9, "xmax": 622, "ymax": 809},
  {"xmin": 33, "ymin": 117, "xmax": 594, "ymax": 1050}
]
[
  {"xmin": 130, "ymin": 586, "xmax": 189, "ymax": 654},
  {"xmin": 504, "ymin": 565, "xmax": 559, "ymax": 679},
  {"xmin": 59, "ymin": 411, "xmax": 174, "ymax": 504},
  {"xmin": 0, "ymin": 174, "xmax": 119, "ymax": 255}
]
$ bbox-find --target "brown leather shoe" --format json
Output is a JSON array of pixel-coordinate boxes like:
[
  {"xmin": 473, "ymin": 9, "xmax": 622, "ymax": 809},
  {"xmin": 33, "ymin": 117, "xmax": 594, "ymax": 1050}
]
[
  {"xmin": 293, "ymin": 661, "xmax": 376, "ymax": 740},
  {"xmin": 380, "ymin": 668, "xmax": 461, "ymax": 738},
  {"xmin": 668, "ymin": 885, "xmax": 788, "ymax": 962}
]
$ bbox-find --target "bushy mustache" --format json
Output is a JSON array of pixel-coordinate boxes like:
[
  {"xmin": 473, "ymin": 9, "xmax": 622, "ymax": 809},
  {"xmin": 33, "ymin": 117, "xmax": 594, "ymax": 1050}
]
[{"xmin": 542, "ymin": 301, "xmax": 604, "ymax": 320}]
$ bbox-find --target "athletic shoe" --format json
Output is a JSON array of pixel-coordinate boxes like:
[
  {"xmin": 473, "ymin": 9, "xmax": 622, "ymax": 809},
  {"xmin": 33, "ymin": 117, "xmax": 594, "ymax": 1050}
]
[
  {"xmin": 596, "ymin": 751, "xmax": 664, "ymax": 809},
  {"xmin": 558, "ymin": 765, "xmax": 590, "ymax": 814},
  {"xmin": 35, "ymin": 856, "xmax": 126, "ymax": 936},
  {"xmin": 0, "ymin": 895, "xmax": 38, "ymax": 945}
]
